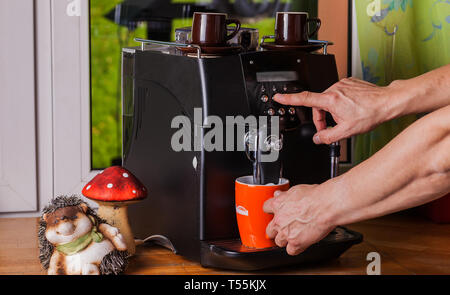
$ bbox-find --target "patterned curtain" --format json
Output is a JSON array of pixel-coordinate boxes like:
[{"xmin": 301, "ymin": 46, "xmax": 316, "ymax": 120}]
[{"xmin": 354, "ymin": 0, "xmax": 450, "ymax": 163}]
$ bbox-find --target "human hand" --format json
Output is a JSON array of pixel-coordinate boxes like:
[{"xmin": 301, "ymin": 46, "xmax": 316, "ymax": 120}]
[
  {"xmin": 263, "ymin": 183, "xmax": 338, "ymax": 255},
  {"xmin": 273, "ymin": 78, "xmax": 400, "ymax": 144}
]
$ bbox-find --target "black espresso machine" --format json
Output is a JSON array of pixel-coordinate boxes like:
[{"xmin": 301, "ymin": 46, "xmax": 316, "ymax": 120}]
[{"xmin": 122, "ymin": 32, "xmax": 362, "ymax": 270}]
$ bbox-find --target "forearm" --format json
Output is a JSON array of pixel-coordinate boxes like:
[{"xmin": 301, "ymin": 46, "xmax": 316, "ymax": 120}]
[
  {"xmin": 326, "ymin": 105, "xmax": 450, "ymax": 226},
  {"xmin": 385, "ymin": 64, "xmax": 450, "ymax": 121}
]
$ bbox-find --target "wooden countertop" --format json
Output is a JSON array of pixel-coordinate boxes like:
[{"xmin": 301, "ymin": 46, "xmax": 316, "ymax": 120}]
[{"xmin": 1, "ymin": 212, "xmax": 450, "ymax": 275}]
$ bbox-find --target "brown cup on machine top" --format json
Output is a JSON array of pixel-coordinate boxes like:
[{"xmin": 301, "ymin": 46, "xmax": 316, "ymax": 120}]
[
  {"xmin": 191, "ymin": 12, "xmax": 241, "ymax": 47},
  {"xmin": 275, "ymin": 12, "xmax": 321, "ymax": 45}
]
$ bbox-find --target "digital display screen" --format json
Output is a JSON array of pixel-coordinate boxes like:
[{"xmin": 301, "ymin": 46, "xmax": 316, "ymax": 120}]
[{"xmin": 256, "ymin": 71, "xmax": 299, "ymax": 82}]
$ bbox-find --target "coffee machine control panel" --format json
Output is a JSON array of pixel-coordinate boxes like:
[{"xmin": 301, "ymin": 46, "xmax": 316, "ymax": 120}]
[
  {"xmin": 239, "ymin": 51, "xmax": 318, "ymax": 130},
  {"xmin": 256, "ymin": 80, "xmax": 303, "ymax": 128}
]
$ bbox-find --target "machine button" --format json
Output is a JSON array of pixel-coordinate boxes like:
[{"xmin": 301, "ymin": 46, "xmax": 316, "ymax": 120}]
[
  {"xmin": 260, "ymin": 95, "xmax": 269, "ymax": 103},
  {"xmin": 261, "ymin": 85, "xmax": 266, "ymax": 93},
  {"xmin": 282, "ymin": 85, "xmax": 288, "ymax": 92},
  {"xmin": 267, "ymin": 108, "xmax": 275, "ymax": 116},
  {"xmin": 278, "ymin": 108, "xmax": 286, "ymax": 116},
  {"xmin": 272, "ymin": 85, "xmax": 277, "ymax": 92},
  {"xmin": 288, "ymin": 107, "xmax": 296, "ymax": 115}
]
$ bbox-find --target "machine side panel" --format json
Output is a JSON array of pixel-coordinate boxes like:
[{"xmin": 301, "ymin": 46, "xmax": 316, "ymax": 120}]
[
  {"xmin": 123, "ymin": 51, "xmax": 204, "ymax": 261},
  {"xmin": 198, "ymin": 56, "xmax": 252, "ymax": 241}
]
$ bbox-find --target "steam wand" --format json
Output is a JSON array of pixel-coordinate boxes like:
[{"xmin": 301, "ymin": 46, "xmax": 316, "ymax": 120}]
[{"xmin": 330, "ymin": 142, "xmax": 340, "ymax": 179}]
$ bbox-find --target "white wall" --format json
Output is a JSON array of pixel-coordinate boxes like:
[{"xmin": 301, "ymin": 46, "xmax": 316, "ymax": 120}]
[{"xmin": 0, "ymin": 0, "xmax": 38, "ymax": 214}]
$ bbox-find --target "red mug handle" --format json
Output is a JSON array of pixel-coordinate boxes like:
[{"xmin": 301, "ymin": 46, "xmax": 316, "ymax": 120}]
[
  {"xmin": 225, "ymin": 19, "xmax": 241, "ymax": 42},
  {"xmin": 307, "ymin": 18, "xmax": 321, "ymax": 38}
]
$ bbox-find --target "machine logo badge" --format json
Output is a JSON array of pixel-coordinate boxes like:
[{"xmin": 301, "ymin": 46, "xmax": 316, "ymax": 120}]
[{"xmin": 236, "ymin": 205, "xmax": 249, "ymax": 216}]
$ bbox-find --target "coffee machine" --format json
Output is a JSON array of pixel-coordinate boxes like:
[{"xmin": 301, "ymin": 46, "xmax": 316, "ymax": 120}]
[{"xmin": 122, "ymin": 35, "xmax": 362, "ymax": 270}]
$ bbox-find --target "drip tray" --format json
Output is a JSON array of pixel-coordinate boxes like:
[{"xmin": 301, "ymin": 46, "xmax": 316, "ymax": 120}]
[{"xmin": 200, "ymin": 226, "xmax": 363, "ymax": 271}]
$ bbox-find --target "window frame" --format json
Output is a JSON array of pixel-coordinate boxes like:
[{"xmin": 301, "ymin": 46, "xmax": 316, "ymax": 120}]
[
  {"xmin": 0, "ymin": 0, "xmax": 97, "ymax": 217},
  {"xmin": 50, "ymin": 0, "xmax": 99, "ymax": 199},
  {"xmin": 0, "ymin": 0, "xmax": 38, "ymax": 214}
]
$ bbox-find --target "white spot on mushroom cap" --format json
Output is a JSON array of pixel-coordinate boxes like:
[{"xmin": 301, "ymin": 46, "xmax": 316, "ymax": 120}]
[
  {"xmin": 107, "ymin": 183, "xmax": 113, "ymax": 189},
  {"xmin": 123, "ymin": 173, "xmax": 129, "ymax": 178},
  {"xmin": 86, "ymin": 185, "xmax": 91, "ymax": 190},
  {"xmin": 132, "ymin": 190, "xmax": 136, "ymax": 194}
]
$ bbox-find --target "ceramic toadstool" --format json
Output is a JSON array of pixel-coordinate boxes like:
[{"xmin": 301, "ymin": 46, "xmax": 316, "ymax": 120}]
[{"xmin": 82, "ymin": 166, "xmax": 147, "ymax": 255}]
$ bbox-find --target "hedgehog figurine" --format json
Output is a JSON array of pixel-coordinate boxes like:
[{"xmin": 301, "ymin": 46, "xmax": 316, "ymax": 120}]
[{"xmin": 39, "ymin": 195, "xmax": 128, "ymax": 275}]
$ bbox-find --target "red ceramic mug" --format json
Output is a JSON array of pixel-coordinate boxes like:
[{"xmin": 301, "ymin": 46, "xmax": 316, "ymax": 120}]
[{"xmin": 235, "ymin": 176, "xmax": 290, "ymax": 249}]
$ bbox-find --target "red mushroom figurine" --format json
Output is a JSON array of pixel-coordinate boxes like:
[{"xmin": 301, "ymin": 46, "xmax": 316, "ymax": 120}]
[{"xmin": 82, "ymin": 166, "xmax": 147, "ymax": 255}]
